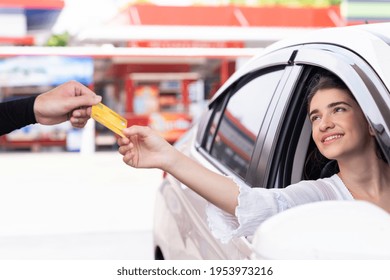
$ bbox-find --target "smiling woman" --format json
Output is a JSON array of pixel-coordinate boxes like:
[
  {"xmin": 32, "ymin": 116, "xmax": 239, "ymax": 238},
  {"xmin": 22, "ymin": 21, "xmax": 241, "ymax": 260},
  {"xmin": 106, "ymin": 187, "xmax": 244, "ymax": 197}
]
[{"xmin": 307, "ymin": 74, "xmax": 390, "ymax": 207}]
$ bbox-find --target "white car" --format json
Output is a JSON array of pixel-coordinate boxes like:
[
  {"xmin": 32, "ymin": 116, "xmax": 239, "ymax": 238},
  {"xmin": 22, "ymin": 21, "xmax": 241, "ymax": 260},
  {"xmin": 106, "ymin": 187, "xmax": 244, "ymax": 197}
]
[{"xmin": 153, "ymin": 22, "xmax": 390, "ymax": 260}]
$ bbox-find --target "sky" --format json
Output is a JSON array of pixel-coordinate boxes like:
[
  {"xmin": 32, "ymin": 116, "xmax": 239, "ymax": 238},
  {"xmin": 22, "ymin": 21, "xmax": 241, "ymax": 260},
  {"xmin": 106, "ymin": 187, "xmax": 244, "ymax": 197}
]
[
  {"xmin": 53, "ymin": 0, "xmax": 119, "ymax": 34},
  {"xmin": 53, "ymin": 0, "xmax": 226, "ymax": 34}
]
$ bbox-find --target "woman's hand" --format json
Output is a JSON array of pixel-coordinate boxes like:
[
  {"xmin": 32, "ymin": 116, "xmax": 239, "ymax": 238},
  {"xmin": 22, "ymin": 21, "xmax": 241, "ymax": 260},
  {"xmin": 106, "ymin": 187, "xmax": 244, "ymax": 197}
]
[
  {"xmin": 118, "ymin": 125, "xmax": 176, "ymax": 170},
  {"xmin": 118, "ymin": 125, "xmax": 239, "ymax": 215}
]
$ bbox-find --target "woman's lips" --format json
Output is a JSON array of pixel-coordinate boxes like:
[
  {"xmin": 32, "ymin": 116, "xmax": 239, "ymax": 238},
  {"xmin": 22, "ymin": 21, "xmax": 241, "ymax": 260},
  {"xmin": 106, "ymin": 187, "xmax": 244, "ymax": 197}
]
[{"xmin": 322, "ymin": 133, "xmax": 344, "ymax": 143}]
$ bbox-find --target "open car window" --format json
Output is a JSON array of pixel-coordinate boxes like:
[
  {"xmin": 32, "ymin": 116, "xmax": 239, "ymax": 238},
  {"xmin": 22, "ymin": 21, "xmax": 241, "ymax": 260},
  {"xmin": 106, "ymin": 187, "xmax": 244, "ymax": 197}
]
[{"xmin": 272, "ymin": 66, "xmax": 389, "ymax": 190}]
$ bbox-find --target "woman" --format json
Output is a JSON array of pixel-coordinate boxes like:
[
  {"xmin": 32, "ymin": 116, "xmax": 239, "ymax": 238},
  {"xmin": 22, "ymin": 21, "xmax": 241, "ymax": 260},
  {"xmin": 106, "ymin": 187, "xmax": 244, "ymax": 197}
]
[{"xmin": 118, "ymin": 73, "xmax": 390, "ymax": 243}]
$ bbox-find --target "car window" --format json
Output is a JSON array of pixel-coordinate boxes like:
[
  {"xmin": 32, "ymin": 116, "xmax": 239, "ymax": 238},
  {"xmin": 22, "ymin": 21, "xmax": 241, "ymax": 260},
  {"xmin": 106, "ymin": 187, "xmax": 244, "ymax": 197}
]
[
  {"xmin": 269, "ymin": 64, "xmax": 390, "ymax": 190},
  {"xmin": 207, "ymin": 69, "xmax": 285, "ymax": 179}
]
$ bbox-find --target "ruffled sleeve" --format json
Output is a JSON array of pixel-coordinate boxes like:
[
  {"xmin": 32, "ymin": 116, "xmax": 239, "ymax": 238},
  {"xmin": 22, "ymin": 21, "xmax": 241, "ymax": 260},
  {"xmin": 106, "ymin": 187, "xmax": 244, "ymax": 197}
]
[
  {"xmin": 206, "ymin": 177, "xmax": 289, "ymax": 243},
  {"xmin": 206, "ymin": 175, "xmax": 346, "ymax": 243}
]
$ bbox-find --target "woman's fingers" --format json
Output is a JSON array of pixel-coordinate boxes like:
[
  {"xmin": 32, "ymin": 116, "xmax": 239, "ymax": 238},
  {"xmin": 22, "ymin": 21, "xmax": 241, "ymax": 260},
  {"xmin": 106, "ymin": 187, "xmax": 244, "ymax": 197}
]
[
  {"xmin": 123, "ymin": 125, "xmax": 151, "ymax": 139},
  {"xmin": 118, "ymin": 136, "xmax": 130, "ymax": 146},
  {"xmin": 118, "ymin": 144, "xmax": 130, "ymax": 155}
]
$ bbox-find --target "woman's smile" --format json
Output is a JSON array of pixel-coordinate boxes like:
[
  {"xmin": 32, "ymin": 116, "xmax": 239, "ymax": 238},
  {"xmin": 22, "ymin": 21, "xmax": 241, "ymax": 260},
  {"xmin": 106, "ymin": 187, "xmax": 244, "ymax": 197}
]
[{"xmin": 321, "ymin": 133, "xmax": 344, "ymax": 144}]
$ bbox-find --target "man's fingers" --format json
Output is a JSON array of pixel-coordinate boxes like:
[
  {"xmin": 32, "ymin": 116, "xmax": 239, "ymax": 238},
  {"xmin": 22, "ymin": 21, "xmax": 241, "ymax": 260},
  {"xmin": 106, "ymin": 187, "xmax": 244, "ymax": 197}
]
[
  {"xmin": 71, "ymin": 108, "xmax": 90, "ymax": 118},
  {"xmin": 67, "ymin": 94, "xmax": 102, "ymax": 111},
  {"xmin": 70, "ymin": 117, "xmax": 87, "ymax": 128}
]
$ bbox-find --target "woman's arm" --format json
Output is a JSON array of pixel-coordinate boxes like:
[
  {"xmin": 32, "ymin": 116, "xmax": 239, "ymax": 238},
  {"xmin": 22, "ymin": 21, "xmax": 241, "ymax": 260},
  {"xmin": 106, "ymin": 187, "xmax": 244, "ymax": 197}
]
[{"xmin": 118, "ymin": 125, "xmax": 239, "ymax": 215}]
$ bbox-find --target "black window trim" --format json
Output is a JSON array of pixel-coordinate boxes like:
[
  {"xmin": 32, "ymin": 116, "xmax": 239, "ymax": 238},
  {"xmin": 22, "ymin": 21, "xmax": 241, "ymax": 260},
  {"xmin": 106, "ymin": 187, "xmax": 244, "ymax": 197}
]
[
  {"xmin": 196, "ymin": 65, "xmax": 290, "ymax": 182},
  {"xmin": 271, "ymin": 66, "xmax": 315, "ymax": 188},
  {"xmin": 195, "ymin": 46, "xmax": 312, "ymax": 184},
  {"xmin": 250, "ymin": 65, "xmax": 304, "ymax": 188}
]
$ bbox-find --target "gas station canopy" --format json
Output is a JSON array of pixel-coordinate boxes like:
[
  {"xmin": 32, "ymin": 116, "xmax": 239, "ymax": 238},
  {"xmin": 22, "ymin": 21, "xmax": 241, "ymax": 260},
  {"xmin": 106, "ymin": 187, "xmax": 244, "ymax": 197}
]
[{"xmin": 75, "ymin": 4, "xmax": 339, "ymax": 47}]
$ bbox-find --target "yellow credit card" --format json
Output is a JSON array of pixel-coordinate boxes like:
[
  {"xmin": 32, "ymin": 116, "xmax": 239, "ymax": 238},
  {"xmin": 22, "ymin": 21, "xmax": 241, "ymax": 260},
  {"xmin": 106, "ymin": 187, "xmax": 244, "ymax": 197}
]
[{"xmin": 91, "ymin": 103, "xmax": 127, "ymax": 138}]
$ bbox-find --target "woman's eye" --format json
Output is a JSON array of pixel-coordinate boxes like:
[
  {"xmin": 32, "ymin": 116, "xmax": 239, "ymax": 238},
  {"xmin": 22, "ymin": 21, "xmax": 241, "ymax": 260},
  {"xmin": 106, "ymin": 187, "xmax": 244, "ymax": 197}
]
[
  {"xmin": 334, "ymin": 107, "xmax": 346, "ymax": 113},
  {"xmin": 311, "ymin": 115, "xmax": 320, "ymax": 122}
]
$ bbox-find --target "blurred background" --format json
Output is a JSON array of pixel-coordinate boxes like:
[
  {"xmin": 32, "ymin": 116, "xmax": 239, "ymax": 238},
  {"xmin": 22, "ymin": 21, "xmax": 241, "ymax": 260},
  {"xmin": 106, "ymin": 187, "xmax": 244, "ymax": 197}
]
[
  {"xmin": 3, "ymin": 0, "xmax": 390, "ymax": 151},
  {"xmin": 0, "ymin": 0, "xmax": 389, "ymax": 259}
]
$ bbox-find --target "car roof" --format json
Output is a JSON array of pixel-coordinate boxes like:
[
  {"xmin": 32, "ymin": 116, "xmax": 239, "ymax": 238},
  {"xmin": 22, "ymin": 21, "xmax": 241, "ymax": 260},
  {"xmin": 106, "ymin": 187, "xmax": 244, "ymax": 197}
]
[{"xmin": 213, "ymin": 22, "xmax": 390, "ymax": 101}]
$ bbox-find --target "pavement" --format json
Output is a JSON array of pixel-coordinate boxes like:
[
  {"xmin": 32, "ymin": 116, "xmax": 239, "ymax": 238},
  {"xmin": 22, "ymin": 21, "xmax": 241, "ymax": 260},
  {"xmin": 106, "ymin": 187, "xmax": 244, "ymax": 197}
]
[{"xmin": 0, "ymin": 151, "xmax": 163, "ymax": 260}]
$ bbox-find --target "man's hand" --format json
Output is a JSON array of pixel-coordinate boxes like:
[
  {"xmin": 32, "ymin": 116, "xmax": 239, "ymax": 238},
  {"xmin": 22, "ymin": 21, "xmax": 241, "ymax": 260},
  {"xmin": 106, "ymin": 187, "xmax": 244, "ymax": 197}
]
[{"xmin": 34, "ymin": 80, "xmax": 102, "ymax": 128}]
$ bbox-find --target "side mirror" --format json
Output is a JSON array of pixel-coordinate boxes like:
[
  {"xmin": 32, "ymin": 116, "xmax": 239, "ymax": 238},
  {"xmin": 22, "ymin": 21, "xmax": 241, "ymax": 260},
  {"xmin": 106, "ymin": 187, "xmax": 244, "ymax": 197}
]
[{"xmin": 251, "ymin": 201, "xmax": 390, "ymax": 259}]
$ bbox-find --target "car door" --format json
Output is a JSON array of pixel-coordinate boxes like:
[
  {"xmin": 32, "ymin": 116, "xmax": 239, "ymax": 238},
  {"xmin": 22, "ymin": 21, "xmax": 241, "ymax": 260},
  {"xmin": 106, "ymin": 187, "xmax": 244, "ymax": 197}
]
[{"xmin": 184, "ymin": 48, "xmax": 301, "ymax": 259}]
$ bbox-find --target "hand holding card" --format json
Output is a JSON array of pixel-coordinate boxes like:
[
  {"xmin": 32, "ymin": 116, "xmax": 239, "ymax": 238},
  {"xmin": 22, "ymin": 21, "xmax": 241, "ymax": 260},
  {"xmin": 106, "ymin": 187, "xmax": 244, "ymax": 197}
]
[{"xmin": 91, "ymin": 103, "xmax": 127, "ymax": 138}]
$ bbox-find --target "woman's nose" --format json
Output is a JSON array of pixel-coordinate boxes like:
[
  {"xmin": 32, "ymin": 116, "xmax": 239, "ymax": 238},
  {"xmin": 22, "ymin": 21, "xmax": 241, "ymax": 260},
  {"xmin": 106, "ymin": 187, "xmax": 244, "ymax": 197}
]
[{"xmin": 319, "ymin": 115, "xmax": 335, "ymax": 131}]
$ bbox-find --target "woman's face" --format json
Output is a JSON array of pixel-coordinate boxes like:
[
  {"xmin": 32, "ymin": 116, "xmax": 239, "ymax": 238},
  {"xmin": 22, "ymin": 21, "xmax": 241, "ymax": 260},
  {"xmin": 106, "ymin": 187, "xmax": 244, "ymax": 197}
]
[{"xmin": 309, "ymin": 88, "xmax": 373, "ymax": 161}]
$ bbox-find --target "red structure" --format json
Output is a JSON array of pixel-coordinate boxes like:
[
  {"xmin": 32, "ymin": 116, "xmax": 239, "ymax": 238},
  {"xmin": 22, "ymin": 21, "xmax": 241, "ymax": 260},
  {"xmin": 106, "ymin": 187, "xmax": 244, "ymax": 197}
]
[
  {"xmin": 94, "ymin": 5, "xmax": 342, "ymax": 142},
  {"xmin": 115, "ymin": 5, "xmax": 341, "ymax": 27},
  {"xmin": 0, "ymin": 0, "xmax": 64, "ymax": 45}
]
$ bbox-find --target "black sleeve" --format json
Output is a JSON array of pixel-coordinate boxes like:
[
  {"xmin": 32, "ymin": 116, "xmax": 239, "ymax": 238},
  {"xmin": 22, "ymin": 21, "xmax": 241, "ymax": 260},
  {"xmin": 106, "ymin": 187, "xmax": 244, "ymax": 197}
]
[{"xmin": 0, "ymin": 96, "xmax": 37, "ymax": 136}]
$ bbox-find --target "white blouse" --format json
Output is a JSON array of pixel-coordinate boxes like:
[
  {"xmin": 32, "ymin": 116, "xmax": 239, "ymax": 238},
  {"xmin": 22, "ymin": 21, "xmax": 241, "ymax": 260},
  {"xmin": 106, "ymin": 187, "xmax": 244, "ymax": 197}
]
[{"xmin": 206, "ymin": 174, "xmax": 354, "ymax": 243}]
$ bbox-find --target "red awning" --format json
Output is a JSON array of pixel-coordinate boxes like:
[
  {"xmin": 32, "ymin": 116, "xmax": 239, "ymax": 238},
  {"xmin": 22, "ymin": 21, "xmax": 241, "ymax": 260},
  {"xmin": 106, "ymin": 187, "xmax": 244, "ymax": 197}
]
[
  {"xmin": 112, "ymin": 5, "xmax": 341, "ymax": 28},
  {"xmin": 0, "ymin": 0, "xmax": 64, "ymax": 9},
  {"xmin": 0, "ymin": 36, "xmax": 34, "ymax": 45}
]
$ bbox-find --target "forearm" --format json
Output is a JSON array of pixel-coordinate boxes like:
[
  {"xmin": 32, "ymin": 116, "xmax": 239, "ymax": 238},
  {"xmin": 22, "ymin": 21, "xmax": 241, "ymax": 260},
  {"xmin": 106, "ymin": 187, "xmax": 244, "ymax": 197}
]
[
  {"xmin": 164, "ymin": 148, "xmax": 239, "ymax": 215},
  {"xmin": 0, "ymin": 96, "xmax": 37, "ymax": 135}
]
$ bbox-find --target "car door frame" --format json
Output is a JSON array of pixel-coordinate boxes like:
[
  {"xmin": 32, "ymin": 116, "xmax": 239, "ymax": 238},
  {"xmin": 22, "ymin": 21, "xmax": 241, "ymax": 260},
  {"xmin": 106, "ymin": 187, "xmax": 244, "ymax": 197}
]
[
  {"xmin": 196, "ymin": 47, "xmax": 302, "ymax": 185},
  {"xmin": 253, "ymin": 43, "xmax": 390, "ymax": 190},
  {"xmin": 189, "ymin": 47, "xmax": 303, "ymax": 256}
]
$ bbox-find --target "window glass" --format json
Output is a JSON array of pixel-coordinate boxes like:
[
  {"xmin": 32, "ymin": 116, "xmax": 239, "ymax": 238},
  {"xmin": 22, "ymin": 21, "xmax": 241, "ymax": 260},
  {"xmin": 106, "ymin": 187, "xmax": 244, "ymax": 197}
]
[{"xmin": 209, "ymin": 69, "xmax": 284, "ymax": 179}]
